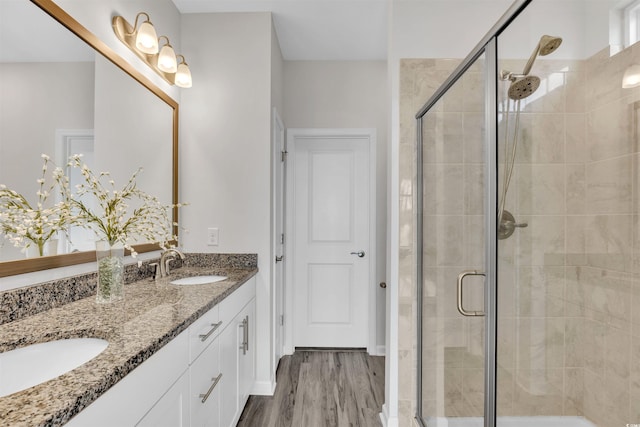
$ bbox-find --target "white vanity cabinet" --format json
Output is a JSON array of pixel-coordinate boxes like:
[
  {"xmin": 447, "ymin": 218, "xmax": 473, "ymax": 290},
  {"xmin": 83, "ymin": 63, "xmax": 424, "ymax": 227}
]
[
  {"xmin": 219, "ymin": 282, "xmax": 256, "ymax": 427},
  {"xmin": 189, "ymin": 337, "xmax": 221, "ymax": 427},
  {"xmin": 66, "ymin": 276, "xmax": 256, "ymax": 427}
]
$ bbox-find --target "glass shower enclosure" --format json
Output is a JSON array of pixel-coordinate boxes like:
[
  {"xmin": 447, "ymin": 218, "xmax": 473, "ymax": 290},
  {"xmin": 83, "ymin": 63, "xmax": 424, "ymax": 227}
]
[{"xmin": 414, "ymin": 1, "xmax": 640, "ymax": 426}]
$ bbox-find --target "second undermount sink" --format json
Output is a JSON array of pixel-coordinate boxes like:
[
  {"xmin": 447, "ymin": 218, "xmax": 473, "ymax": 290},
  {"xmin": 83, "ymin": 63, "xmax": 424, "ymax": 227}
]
[
  {"xmin": 0, "ymin": 338, "xmax": 109, "ymax": 398},
  {"xmin": 170, "ymin": 275, "xmax": 228, "ymax": 285}
]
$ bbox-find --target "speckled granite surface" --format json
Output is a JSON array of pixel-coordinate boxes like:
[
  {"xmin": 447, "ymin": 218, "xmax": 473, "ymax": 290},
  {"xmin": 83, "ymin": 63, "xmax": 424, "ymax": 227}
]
[
  {"xmin": 0, "ymin": 255, "xmax": 257, "ymax": 427},
  {"xmin": 0, "ymin": 253, "xmax": 257, "ymax": 325}
]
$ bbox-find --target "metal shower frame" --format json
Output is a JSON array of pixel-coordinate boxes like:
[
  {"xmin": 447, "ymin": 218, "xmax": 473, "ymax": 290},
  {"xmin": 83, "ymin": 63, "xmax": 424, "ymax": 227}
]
[{"xmin": 414, "ymin": 1, "xmax": 532, "ymax": 426}]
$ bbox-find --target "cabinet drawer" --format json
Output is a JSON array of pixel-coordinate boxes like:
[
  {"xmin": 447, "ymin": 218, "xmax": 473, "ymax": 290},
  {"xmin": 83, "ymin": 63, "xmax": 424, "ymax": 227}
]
[
  {"xmin": 219, "ymin": 277, "xmax": 255, "ymax": 329},
  {"xmin": 190, "ymin": 339, "xmax": 221, "ymax": 427},
  {"xmin": 189, "ymin": 305, "xmax": 220, "ymax": 363}
]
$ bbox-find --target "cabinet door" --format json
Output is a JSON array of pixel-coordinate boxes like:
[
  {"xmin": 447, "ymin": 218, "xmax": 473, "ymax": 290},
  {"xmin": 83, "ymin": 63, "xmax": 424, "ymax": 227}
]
[
  {"xmin": 190, "ymin": 339, "xmax": 221, "ymax": 427},
  {"xmin": 219, "ymin": 316, "xmax": 241, "ymax": 427},
  {"xmin": 136, "ymin": 373, "xmax": 190, "ymax": 427},
  {"xmin": 238, "ymin": 299, "xmax": 256, "ymax": 404}
]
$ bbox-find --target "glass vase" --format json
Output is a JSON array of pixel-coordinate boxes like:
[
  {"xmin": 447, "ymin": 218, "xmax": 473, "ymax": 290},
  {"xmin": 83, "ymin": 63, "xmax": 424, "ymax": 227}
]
[{"xmin": 95, "ymin": 240, "xmax": 125, "ymax": 303}]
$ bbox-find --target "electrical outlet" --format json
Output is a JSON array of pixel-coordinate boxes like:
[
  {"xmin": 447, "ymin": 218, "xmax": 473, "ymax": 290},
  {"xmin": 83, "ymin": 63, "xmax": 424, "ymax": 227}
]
[{"xmin": 207, "ymin": 228, "xmax": 219, "ymax": 246}]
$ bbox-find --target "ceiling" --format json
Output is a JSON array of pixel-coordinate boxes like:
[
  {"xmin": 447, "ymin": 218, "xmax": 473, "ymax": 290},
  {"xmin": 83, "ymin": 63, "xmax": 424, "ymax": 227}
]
[{"xmin": 171, "ymin": 0, "xmax": 389, "ymax": 61}]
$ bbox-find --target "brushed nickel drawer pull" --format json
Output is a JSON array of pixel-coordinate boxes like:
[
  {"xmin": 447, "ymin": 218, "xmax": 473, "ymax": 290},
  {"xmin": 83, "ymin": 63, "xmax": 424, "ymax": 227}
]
[
  {"xmin": 199, "ymin": 321, "xmax": 222, "ymax": 342},
  {"xmin": 239, "ymin": 317, "xmax": 248, "ymax": 355},
  {"xmin": 199, "ymin": 373, "xmax": 223, "ymax": 403}
]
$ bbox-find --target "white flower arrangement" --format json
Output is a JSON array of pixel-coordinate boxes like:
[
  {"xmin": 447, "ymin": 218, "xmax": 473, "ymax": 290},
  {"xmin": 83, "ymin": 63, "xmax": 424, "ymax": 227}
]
[
  {"xmin": 0, "ymin": 154, "xmax": 74, "ymax": 256},
  {"xmin": 66, "ymin": 154, "xmax": 181, "ymax": 257}
]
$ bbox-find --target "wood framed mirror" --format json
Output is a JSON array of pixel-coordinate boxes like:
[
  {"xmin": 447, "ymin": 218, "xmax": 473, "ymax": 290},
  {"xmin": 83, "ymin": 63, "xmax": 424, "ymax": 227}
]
[{"xmin": 0, "ymin": 0, "xmax": 179, "ymax": 277}]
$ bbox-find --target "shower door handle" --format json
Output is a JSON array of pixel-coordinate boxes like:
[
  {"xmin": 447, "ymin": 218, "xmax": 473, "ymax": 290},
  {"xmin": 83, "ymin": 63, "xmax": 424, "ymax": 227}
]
[{"xmin": 456, "ymin": 270, "xmax": 486, "ymax": 317}]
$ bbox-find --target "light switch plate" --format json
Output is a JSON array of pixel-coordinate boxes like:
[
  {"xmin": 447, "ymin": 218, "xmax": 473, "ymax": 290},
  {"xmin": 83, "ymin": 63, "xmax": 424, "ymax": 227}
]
[{"xmin": 207, "ymin": 227, "xmax": 219, "ymax": 246}]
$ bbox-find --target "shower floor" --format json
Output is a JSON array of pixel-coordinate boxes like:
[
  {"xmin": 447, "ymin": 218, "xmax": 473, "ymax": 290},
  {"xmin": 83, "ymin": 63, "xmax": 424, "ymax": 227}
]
[{"xmin": 425, "ymin": 416, "xmax": 596, "ymax": 427}]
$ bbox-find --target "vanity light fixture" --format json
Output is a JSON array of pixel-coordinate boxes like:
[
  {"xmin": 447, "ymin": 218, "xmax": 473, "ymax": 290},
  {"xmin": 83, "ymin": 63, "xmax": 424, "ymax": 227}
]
[
  {"xmin": 113, "ymin": 12, "xmax": 192, "ymax": 88},
  {"xmin": 175, "ymin": 56, "xmax": 193, "ymax": 88},
  {"xmin": 622, "ymin": 63, "xmax": 640, "ymax": 88}
]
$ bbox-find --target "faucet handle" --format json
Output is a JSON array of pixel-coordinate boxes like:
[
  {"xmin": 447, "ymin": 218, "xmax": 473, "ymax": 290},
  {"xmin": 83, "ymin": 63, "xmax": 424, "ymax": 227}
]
[{"xmin": 149, "ymin": 262, "xmax": 160, "ymax": 280}]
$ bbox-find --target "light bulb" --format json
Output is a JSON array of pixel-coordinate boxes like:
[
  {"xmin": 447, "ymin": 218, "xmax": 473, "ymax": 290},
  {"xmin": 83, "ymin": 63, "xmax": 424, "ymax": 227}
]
[
  {"xmin": 175, "ymin": 62, "xmax": 192, "ymax": 88},
  {"xmin": 135, "ymin": 21, "xmax": 158, "ymax": 54},
  {"xmin": 158, "ymin": 44, "xmax": 177, "ymax": 73}
]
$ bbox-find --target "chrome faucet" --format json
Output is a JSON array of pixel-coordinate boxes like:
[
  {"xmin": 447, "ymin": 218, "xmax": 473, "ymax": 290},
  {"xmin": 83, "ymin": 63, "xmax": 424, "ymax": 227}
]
[{"xmin": 158, "ymin": 248, "xmax": 185, "ymax": 278}]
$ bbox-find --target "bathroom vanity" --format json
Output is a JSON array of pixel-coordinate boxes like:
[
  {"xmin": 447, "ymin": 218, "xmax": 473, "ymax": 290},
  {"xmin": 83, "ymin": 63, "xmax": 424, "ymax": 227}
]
[{"xmin": 0, "ymin": 255, "xmax": 257, "ymax": 427}]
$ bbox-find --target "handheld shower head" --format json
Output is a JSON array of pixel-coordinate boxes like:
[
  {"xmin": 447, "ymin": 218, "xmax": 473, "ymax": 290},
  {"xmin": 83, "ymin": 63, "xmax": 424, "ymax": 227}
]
[
  {"xmin": 522, "ymin": 34, "xmax": 563, "ymax": 75},
  {"xmin": 508, "ymin": 75, "xmax": 541, "ymax": 100},
  {"xmin": 538, "ymin": 35, "xmax": 562, "ymax": 56}
]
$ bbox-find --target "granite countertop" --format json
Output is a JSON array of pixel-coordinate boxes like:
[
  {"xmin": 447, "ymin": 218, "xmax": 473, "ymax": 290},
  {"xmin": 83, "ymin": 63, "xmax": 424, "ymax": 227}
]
[{"xmin": 0, "ymin": 264, "xmax": 258, "ymax": 427}]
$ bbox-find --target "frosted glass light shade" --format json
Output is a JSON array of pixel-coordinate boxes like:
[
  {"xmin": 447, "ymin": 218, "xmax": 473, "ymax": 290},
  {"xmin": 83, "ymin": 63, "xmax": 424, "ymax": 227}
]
[
  {"xmin": 158, "ymin": 44, "xmax": 177, "ymax": 73},
  {"xmin": 622, "ymin": 64, "xmax": 640, "ymax": 88},
  {"xmin": 175, "ymin": 63, "xmax": 192, "ymax": 88},
  {"xmin": 135, "ymin": 21, "xmax": 158, "ymax": 54}
]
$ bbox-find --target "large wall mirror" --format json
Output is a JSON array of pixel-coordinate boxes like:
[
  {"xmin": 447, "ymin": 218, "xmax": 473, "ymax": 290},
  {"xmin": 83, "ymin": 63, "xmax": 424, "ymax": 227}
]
[{"xmin": 0, "ymin": 0, "xmax": 178, "ymax": 277}]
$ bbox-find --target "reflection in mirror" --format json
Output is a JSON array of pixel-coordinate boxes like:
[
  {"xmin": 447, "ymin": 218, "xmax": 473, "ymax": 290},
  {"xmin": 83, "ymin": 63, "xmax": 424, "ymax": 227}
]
[
  {"xmin": 0, "ymin": 0, "xmax": 177, "ymax": 275},
  {"xmin": 0, "ymin": 0, "xmax": 95, "ymax": 261}
]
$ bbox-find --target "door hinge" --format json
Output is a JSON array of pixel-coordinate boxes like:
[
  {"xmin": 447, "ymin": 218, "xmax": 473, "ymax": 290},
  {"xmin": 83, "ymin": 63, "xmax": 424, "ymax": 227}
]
[
  {"xmin": 281, "ymin": 150, "xmax": 288, "ymax": 162},
  {"xmin": 280, "ymin": 315, "xmax": 284, "ymax": 326},
  {"xmin": 280, "ymin": 233, "xmax": 285, "ymax": 244}
]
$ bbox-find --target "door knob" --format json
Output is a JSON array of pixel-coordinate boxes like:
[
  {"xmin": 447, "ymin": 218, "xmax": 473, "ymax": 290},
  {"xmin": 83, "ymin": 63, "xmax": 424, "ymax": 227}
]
[{"xmin": 350, "ymin": 250, "xmax": 365, "ymax": 258}]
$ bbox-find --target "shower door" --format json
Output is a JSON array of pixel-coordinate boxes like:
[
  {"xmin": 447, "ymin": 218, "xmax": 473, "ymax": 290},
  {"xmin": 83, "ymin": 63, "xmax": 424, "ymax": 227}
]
[{"xmin": 416, "ymin": 45, "xmax": 497, "ymax": 426}]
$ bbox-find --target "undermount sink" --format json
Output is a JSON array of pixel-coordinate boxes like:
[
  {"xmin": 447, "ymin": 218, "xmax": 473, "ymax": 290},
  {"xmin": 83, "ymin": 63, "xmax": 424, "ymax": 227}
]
[
  {"xmin": 170, "ymin": 275, "xmax": 228, "ymax": 285},
  {"xmin": 0, "ymin": 338, "xmax": 108, "ymax": 398}
]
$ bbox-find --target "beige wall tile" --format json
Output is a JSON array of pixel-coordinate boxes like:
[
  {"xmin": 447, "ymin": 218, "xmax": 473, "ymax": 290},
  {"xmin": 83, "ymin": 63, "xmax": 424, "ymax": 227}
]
[
  {"xmin": 565, "ymin": 63, "xmax": 586, "ymax": 114},
  {"xmin": 585, "ymin": 45, "xmax": 627, "ymax": 111},
  {"xmin": 512, "ymin": 369, "xmax": 563, "ymax": 415},
  {"xmin": 565, "ymin": 317, "xmax": 584, "ymax": 368},
  {"xmin": 566, "ymin": 216, "xmax": 587, "ymax": 266},
  {"xmin": 587, "ymin": 98, "xmax": 635, "ymax": 162},
  {"xmin": 516, "ymin": 266, "xmax": 565, "ymax": 317},
  {"xmin": 586, "ymin": 155, "xmax": 633, "ymax": 214},
  {"xmin": 463, "ymin": 112, "xmax": 485, "ymax": 163},
  {"xmin": 605, "ymin": 325, "xmax": 631, "ymax": 383},
  {"xmin": 516, "ymin": 165, "xmax": 565, "ymax": 215},
  {"xmin": 565, "ymin": 113, "xmax": 587, "ymax": 163},
  {"xmin": 563, "ymin": 368, "xmax": 584, "ymax": 415},
  {"xmin": 515, "ymin": 215, "xmax": 566, "ymax": 266},
  {"xmin": 585, "ymin": 214, "xmax": 634, "ymax": 272},
  {"xmin": 583, "ymin": 317, "xmax": 606, "ymax": 376},
  {"xmin": 566, "ymin": 164, "xmax": 586, "ymax": 214},
  {"xmin": 631, "ymin": 335, "xmax": 640, "ymax": 419},
  {"xmin": 516, "ymin": 318, "xmax": 565, "ymax": 370},
  {"xmin": 462, "ymin": 71, "xmax": 484, "ymax": 113}
]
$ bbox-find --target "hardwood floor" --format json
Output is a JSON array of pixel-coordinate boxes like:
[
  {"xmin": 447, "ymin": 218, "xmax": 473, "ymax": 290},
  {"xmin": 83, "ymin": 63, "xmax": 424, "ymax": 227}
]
[{"xmin": 237, "ymin": 350, "xmax": 385, "ymax": 427}]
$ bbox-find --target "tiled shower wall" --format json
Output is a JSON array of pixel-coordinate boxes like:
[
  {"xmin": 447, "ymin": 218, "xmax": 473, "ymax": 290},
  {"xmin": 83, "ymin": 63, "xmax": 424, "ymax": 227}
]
[{"xmin": 399, "ymin": 43, "xmax": 640, "ymax": 426}]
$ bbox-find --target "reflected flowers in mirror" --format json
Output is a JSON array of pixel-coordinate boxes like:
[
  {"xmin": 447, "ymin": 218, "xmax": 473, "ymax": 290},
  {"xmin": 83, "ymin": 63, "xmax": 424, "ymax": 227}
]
[{"xmin": 0, "ymin": 154, "xmax": 75, "ymax": 257}]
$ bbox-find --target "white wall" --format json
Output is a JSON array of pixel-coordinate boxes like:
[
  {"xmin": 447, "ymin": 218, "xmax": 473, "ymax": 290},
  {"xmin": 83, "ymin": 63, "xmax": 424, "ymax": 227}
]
[
  {"xmin": 179, "ymin": 11, "xmax": 275, "ymax": 392},
  {"xmin": 283, "ymin": 60, "xmax": 388, "ymax": 351}
]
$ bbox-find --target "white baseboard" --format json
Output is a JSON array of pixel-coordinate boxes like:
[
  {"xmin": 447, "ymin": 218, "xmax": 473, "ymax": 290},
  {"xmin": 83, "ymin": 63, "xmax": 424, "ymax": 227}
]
[
  {"xmin": 380, "ymin": 403, "xmax": 399, "ymax": 427},
  {"xmin": 250, "ymin": 380, "xmax": 276, "ymax": 396},
  {"xmin": 375, "ymin": 345, "xmax": 386, "ymax": 356}
]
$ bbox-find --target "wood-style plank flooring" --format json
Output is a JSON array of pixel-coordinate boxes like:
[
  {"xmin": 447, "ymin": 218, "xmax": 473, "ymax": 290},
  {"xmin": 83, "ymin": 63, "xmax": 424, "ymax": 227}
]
[{"xmin": 237, "ymin": 350, "xmax": 385, "ymax": 427}]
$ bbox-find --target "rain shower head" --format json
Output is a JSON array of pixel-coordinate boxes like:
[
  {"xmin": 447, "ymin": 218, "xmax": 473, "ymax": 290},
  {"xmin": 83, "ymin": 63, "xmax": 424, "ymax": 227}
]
[
  {"xmin": 522, "ymin": 34, "xmax": 562, "ymax": 75},
  {"xmin": 508, "ymin": 75, "xmax": 541, "ymax": 100}
]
